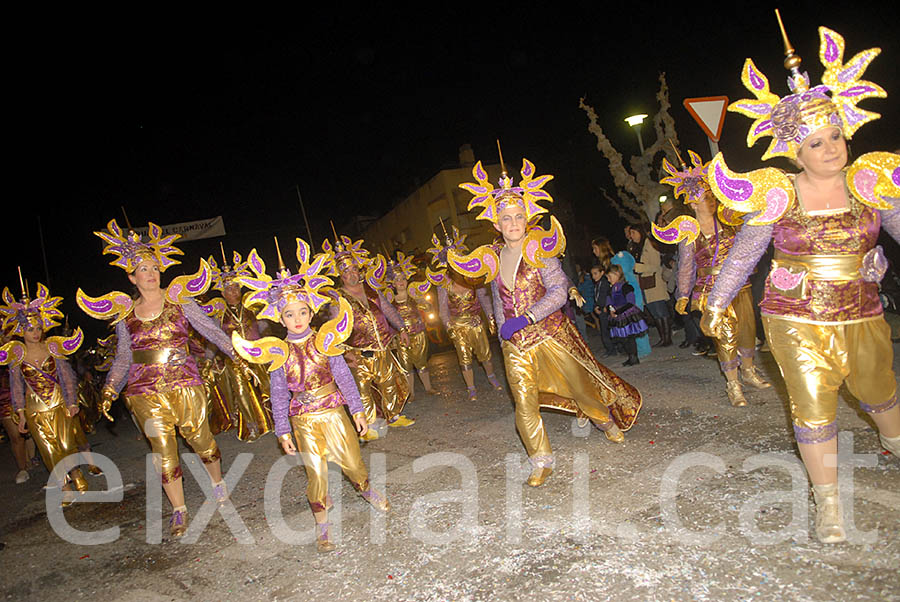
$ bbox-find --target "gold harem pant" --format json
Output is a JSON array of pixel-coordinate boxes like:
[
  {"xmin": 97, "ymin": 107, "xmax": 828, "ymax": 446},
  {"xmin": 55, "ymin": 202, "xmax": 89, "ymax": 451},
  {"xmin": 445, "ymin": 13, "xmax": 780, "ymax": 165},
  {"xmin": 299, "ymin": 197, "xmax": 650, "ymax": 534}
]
[
  {"xmin": 763, "ymin": 315, "xmax": 897, "ymax": 444},
  {"xmin": 397, "ymin": 331, "xmax": 429, "ymax": 372},
  {"xmin": 349, "ymin": 348, "xmax": 410, "ymax": 424},
  {"xmin": 291, "ymin": 407, "xmax": 370, "ymax": 512},
  {"xmin": 448, "ymin": 322, "xmax": 491, "ymax": 368},
  {"xmin": 218, "ymin": 357, "xmax": 273, "ymax": 442},
  {"xmin": 25, "ymin": 400, "xmax": 88, "ymax": 490},
  {"xmin": 697, "ymin": 286, "xmax": 757, "ymax": 372},
  {"xmin": 502, "ymin": 326, "xmax": 642, "ymax": 464},
  {"xmin": 126, "ymin": 384, "xmax": 221, "ymax": 483}
]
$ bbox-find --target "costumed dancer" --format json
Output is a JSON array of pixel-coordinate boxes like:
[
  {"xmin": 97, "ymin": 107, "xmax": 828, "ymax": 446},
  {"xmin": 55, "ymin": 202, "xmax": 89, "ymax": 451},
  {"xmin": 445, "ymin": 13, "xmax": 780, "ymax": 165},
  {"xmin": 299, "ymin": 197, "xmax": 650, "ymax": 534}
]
[
  {"xmin": 701, "ymin": 13, "xmax": 899, "ymax": 542},
  {"xmin": 603, "ymin": 263, "xmax": 649, "ymax": 366},
  {"xmin": 449, "ymin": 151, "xmax": 643, "ymax": 486},
  {"xmin": 426, "ymin": 224, "xmax": 503, "ymax": 401},
  {"xmin": 323, "ymin": 233, "xmax": 414, "ymax": 439},
  {"xmin": 0, "ymin": 278, "xmax": 91, "ymax": 503},
  {"xmin": 206, "ymin": 246, "xmax": 273, "ymax": 440},
  {"xmin": 0, "ymin": 331, "xmax": 36, "ymax": 484},
  {"xmin": 233, "ymin": 238, "xmax": 389, "ymax": 552},
  {"xmin": 376, "ymin": 251, "xmax": 436, "ymax": 397},
  {"xmin": 652, "ymin": 146, "xmax": 771, "ymax": 405},
  {"xmin": 77, "ymin": 220, "xmax": 238, "ymax": 536}
]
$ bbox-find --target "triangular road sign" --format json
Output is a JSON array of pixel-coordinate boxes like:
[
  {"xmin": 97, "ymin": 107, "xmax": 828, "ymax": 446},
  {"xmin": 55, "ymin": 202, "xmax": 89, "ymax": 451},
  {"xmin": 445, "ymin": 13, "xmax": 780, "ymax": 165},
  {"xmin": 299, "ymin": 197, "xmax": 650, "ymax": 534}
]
[{"xmin": 683, "ymin": 96, "xmax": 729, "ymax": 142}]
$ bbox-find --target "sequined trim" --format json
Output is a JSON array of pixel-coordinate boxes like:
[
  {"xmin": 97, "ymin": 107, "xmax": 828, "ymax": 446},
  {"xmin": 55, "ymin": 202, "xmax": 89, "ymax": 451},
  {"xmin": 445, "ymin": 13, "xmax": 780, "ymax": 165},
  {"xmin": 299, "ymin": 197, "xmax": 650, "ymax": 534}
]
[
  {"xmin": 198, "ymin": 447, "xmax": 221, "ymax": 464},
  {"xmin": 860, "ymin": 395, "xmax": 898, "ymax": 415},
  {"xmin": 161, "ymin": 465, "xmax": 183, "ymax": 484},
  {"xmin": 529, "ymin": 455, "xmax": 554, "ymax": 469},
  {"xmin": 737, "ymin": 346, "xmax": 756, "ymax": 360},
  {"xmin": 793, "ymin": 423, "xmax": 837, "ymax": 445},
  {"xmin": 720, "ymin": 357, "xmax": 741, "ymax": 372}
]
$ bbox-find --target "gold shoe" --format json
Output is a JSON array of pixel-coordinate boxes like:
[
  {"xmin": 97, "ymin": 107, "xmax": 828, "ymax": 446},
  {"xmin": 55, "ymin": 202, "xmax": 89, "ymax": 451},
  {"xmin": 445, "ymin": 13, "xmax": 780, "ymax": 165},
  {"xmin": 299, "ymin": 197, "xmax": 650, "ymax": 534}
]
[
  {"xmin": 388, "ymin": 415, "xmax": 415, "ymax": 428},
  {"xmin": 812, "ymin": 484, "xmax": 846, "ymax": 543},
  {"xmin": 526, "ymin": 467, "xmax": 552, "ymax": 487},
  {"xmin": 169, "ymin": 508, "xmax": 188, "ymax": 538},
  {"xmin": 361, "ymin": 488, "xmax": 390, "ymax": 512},
  {"xmin": 604, "ymin": 423, "xmax": 625, "ymax": 443},
  {"xmin": 726, "ymin": 381, "xmax": 748, "ymax": 407},
  {"xmin": 70, "ymin": 469, "xmax": 89, "ymax": 492},
  {"xmin": 316, "ymin": 522, "xmax": 336, "ymax": 553},
  {"xmin": 741, "ymin": 366, "xmax": 772, "ymax": 389},
  {"xmin": 360, "ymin": 429, "xmax": 379, "ymax": 441}
]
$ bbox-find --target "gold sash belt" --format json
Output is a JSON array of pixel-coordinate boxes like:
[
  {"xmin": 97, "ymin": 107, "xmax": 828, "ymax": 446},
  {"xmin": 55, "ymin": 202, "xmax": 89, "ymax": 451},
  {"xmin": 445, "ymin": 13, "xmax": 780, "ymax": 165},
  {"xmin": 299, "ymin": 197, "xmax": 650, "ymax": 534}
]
[
  {"xmin": 772, "ymin": 252, "xmax": 863, "ymax": 282},
  {"xmin": 132, "ymin": 345, "xmax": 189, "ymax": 365},
  {"xmin": 696, "ymin": 265, "xmax": 722, "ymax": 277},
  {"xmin": 292, "ymin": 381, "xmax": 338, "ymax": 403}
]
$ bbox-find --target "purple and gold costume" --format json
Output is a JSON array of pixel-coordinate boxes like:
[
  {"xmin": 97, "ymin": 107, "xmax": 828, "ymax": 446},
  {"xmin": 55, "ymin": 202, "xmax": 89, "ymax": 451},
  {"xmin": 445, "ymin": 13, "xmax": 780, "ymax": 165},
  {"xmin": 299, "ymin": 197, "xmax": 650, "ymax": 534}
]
[
  {"xmin": 336, "ymin": 285, "xmax": 410, "ymax": 424},
  {"xmin": 105, "ymin": 300, "xmax": 233, "ymax": 483},
  {"xmin": 270, "ymin": 329, "xmax": 370, "ymax": 511},
  {"xmin": 393, "ymin": 296, "xmax": 429, "ymax": 372},
  {"xmin": 438, "ymin": 285, "xmax": 493, "ymax": 368},
  {"xmin": 708, "ymin": 185, "xmax": 899, "ymax": 443},
  {"xmin": 492, "ymin": 251, "xmax": 643, "ymax": 466}
]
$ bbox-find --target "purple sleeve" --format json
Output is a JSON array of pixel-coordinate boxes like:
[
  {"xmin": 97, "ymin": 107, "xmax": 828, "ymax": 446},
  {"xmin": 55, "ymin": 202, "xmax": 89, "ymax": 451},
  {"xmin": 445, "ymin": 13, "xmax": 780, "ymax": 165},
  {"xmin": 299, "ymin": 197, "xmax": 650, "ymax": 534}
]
[
  {"xmin": 10, "ymin": 365, "xmax": 25, "ymax": 412},
  {"xmin": 183, "ymin": 300, "xmax": 234, "ymax": 358},
  {"xmin": 491, "ymin": 281, "xmax": 505, "ymax": 331},
  {"xmin": 328, "ymin": 354, "xmax": 364, "ymax": 416},
  {"xmin": 56, "ymin": 358, "xmax": 78, "ymax": 408},
  {"xmin": 270, "ymin": 366, "xmax": 291, "ymax": 438},
  {"xmin": 880, "ymin": 199, "xmax": 900, "ymax": 243},
  {"xmin": 676, "ymin": 240, "xmax": 697, "ymax": 300},
  {"xmin": 707, "ymin": 217, "xmax": 774, "ymax": 310},
  {"xmin": 528, "ymin": 257, "xmax": 568, "ymax": 322},
  {"xmin": 625, "ymin": 289, "xmax": 637, "ymax": 306},
  {"xmin": 437, "ymin": 287, "xmax": 451, "ymax": 328},
  {"xmin": 378, "ymin": 291, "xmax": 404, "ymax": 331},
  {"xmin": 476, "ymin": 287, "xmax": 493, "ymax": 319},
  {"xmin": 105, "ymin": 320, "xmax": 133, "ymax": 394}
]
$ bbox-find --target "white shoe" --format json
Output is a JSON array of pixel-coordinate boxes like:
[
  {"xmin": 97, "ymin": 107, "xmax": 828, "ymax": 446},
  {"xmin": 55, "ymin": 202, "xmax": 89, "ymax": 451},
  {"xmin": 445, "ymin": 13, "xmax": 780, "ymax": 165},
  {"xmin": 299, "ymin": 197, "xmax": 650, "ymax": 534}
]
[
  {"xmin": 880, "ymin": 432, "xmax": 900, "ymax": 456},
  {"xmin": 15, "ymin": 470, "xmax": 29, "ymax": 484}
]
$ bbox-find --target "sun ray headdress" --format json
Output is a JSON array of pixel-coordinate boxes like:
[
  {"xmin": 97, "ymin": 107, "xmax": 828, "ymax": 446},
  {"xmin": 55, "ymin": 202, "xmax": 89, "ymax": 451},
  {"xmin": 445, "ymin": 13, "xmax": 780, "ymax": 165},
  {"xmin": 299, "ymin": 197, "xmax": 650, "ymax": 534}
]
[
  {"xmin": 425, "ymin": 221, "xmax": 469, "ymax": 289},
  {"xmin": 448, "ymin": 149, "xmax": 566, "ymax": 283},
  {"xmin": 0, "ymin": 275, "xmax": 83, "ymax": 368},
  {"xmin": 321, "ymin": 222, "xmax": 370, "ymax": 276},
  {"xmin": 209, "ymin": 244, "xmax": 253, "ymax": 292},
  {"xmin": 372, "ymin": 250, "xmax": 430, "ymax": 302},
  {"xmin": 231, "ymin": 237, "xmax": 354, "ymax": 372},
  {"xmin": 709, "ymin": 11, "xmax": 899, "ymax": 224},
  {"xmin": 77, "ymin": 219, "xmax": 213, "ymax": 324}
]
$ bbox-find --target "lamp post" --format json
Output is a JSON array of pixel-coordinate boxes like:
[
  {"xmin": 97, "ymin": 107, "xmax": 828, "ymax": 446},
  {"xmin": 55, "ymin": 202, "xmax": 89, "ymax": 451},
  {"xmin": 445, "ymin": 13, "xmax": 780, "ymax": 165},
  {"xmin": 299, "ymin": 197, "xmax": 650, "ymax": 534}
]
[{"xmin": 624, "ymin": 114, "xmax": 648, "ymax": 155}]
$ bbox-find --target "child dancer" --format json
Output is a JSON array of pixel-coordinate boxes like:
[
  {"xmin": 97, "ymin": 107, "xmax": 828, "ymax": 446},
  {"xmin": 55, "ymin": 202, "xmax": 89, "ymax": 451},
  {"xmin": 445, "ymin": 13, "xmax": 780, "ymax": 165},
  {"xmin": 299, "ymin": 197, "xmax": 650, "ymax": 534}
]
[
  {"xmin": 605, "ymin": 264, "xmax": 649, "ymax": 366},
  {"xmin": 234, "ymin": 238, "xmax": 389, "ymax": 552}
]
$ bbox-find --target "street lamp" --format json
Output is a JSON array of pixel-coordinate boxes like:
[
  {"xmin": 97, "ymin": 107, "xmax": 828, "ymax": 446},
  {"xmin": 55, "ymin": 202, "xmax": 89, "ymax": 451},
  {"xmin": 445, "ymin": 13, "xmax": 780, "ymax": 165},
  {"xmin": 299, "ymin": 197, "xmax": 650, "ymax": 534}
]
[
  {"xmin": 624, "ymin": 114, "xmax": 648, "ymax": 154},
  {"xmin": 658, "ymin": 195, "xmax": 668, "ymax": 204}
]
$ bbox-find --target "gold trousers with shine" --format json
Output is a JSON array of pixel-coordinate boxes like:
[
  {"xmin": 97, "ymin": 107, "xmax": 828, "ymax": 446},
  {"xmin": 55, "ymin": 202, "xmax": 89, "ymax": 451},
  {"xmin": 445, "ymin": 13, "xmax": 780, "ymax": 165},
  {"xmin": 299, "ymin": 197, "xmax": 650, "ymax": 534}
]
[
  {"xmin": 290, "ymin": 407, "xmax": 369, "ymax": 511},
  {"xmin": 448, "ymin": 322, "xmax": 491, "ymax": 368},
  {"xmin": 397, "ymin": 331, "xmax": 429, "ymax": 372},
  {"xmin": 126, "ymin": 385, "xmax": 220, "ymax": 483},
  {"xmin": 26, "ymin": 403, "xmax": 85, "ymax": 486},
  {"xmin": 218, "ymin": 358, "xmax": 273, "ymax": 441},
  {"xmin": 503, "ymin": 336, "xmax": 615, "ymax": 459},
  {"xmin": 350, "ymin": 348, "xmax": 410, "ymax": 424},
  {"xmin": 763, "ymin": 315, "xmax": 896, "ymax": 429}
]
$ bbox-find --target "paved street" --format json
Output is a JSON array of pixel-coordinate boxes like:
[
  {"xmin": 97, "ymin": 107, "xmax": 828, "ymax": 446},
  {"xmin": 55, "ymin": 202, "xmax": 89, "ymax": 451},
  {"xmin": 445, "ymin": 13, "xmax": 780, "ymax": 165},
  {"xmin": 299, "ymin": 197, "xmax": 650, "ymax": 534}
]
[{"xmin": 1, "ymin": 331, "xmax": 898, "ymax": 601}]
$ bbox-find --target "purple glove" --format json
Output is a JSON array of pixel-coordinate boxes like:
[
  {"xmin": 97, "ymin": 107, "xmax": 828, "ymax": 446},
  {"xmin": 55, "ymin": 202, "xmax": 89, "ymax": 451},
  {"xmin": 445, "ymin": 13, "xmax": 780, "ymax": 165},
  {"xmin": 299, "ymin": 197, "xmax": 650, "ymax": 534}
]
[{"xmin": 500, "ymin": 315, "xmax": 529, "ymax": 340}]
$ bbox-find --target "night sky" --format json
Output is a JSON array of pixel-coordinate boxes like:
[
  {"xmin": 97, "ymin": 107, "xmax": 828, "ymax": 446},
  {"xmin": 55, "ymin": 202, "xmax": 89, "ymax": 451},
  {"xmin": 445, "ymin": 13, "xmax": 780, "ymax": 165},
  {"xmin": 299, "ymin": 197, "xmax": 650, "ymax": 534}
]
[{"xmin": 8, "ymin": 4, "xmax": 899, "ymax": 338}]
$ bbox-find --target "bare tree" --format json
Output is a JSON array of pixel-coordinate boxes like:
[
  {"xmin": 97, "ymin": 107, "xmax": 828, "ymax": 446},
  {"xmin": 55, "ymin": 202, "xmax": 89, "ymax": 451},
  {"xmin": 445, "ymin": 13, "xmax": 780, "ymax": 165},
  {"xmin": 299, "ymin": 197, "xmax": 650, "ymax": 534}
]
[{"xmin": 579, "ymin": 72, "xmax": 681, "ymax": 225}]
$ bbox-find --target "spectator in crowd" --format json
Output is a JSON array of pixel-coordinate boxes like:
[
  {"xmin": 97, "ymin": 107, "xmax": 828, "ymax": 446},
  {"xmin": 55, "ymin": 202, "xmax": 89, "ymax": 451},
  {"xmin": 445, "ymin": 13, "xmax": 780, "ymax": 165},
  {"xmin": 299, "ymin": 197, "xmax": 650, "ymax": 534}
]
[
  {"xmin": 589, "ymin": 264, "xmax": 615, "ymax": 357},
  {"xmin": 625, "ymin": 223, "xmax": 672, "ymax": 347}
]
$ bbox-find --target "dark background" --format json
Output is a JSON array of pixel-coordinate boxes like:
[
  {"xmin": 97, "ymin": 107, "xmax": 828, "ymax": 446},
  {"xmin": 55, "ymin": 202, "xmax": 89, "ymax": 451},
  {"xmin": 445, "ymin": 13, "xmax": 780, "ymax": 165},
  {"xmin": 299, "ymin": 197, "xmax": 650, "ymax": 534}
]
[{"xmin": 7, "ymin": 3, "xmax": 899, "ymax": 338}]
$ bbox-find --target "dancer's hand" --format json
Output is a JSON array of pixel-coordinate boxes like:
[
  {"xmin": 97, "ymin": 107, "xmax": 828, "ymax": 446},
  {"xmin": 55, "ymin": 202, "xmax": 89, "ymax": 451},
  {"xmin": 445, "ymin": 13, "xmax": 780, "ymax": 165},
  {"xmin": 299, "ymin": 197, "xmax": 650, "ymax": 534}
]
[
  {"xmin": 353, "ymin": 413, "xmax": 369, "ymax": 436},
  {"xmin": 16, "ymin": 410, "xmax": 27, "ymax": 434},
  {"xmin": 279, "ymin": 435, "xmax": 297, "ymax": 456},
  {"xmin": 675, "ymin": 297, "xmax": 689, "ymax": 315},
  {"xmin": 499, "ymin": 315, "xmax": 529, "ymax": 341},
  {"xmin": 400, "ymin": 330, "xmax": 410, "ymax": 346},
  {"xmin": 100, "ymin": 386, "xmax": 117, "ymax": 422},
  {"xmin": 700, "ymin": 307, "xmax": 725, "ymax": 338},
  {"xmin": 66, "ymin": 405, "xmax": 79, "ymax": 418}
]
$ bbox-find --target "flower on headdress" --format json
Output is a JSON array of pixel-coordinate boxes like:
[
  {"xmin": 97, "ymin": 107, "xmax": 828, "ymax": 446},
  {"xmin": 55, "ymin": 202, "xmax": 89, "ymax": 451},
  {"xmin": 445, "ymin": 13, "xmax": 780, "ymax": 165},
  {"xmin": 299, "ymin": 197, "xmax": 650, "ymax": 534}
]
[
  {"xmin": 728, "ymin": 27, "xmax": 885, "ymax": 161},
  {"xmin": 0, "ymin": 283, "xmax": 64, "ymax": 336},
  {"xmin": 459, "ymin": 159, "xmax": 554, "ymax": 224},
  {"xmin": 238, "ymin": 239, "xmax": 334, "ymax": 321},
  {"xmin": 94, "ymin": 219, "xmax": 183, "ymax": 273},
  {"xmin": 661, "ymin": 150, "xmax": 711, "ymax": 204}
]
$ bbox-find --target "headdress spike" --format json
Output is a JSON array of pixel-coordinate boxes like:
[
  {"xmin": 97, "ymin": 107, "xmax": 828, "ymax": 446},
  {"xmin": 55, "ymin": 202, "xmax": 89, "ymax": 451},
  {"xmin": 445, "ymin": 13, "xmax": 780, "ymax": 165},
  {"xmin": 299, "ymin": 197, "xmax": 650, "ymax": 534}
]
[
  {"xmin": 668, "ymin": 139, "xmax": 686, "ymax": 169},
  {"xmin": 274, "ymin": 236, "xmax": 287, "ymax": 275},
  {"xmin": 330, "ymin": 220, "xmax": 339, "ymax": 242},
  {"xmin": 219, "ymin": 241, "xmax": 228, "ymax": 266},
  {"xmin": 120, "ymin": 206, "xmax": 133, "ymax": 232},
  {"xmin": 24, "ymin": 279, "xmax": 29, "ymax": 300},
  {"xmin": 775, "ymin": 9, "xmax": 802, "ymax": 74},
  {"xmin": 496, "ymin": 139, "xmax": 507, "ymax": 176},
  {"xmin": 17, "ymin": 266, "xmax": 25, "ymax": 300}
]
